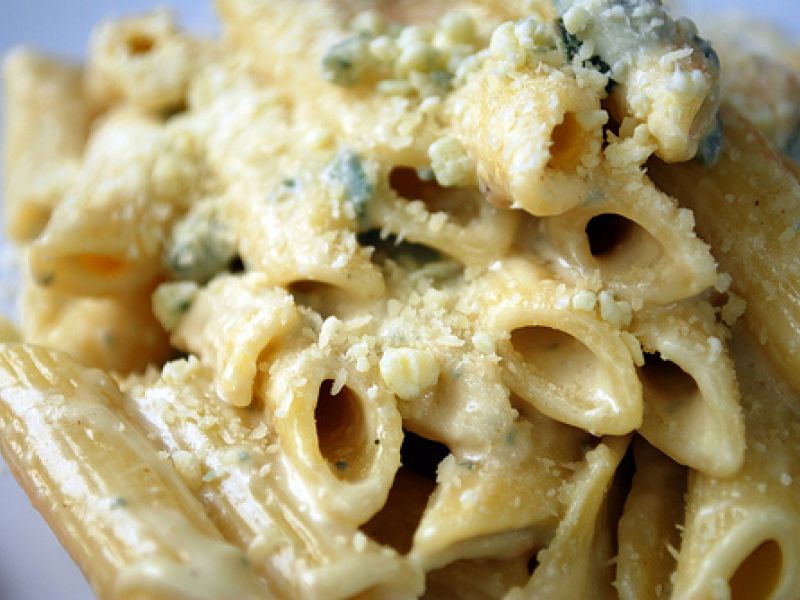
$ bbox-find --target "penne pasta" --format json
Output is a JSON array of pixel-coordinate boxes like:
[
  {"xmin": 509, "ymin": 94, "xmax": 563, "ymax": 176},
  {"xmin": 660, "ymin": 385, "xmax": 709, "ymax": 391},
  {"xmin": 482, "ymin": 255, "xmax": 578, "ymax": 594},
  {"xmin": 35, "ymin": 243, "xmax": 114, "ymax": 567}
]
[
  {"xmin": 480, "ymin": 263, "xmax": 642, "ymax": 435},
  {"xmin": 28, "ymin": 109, "xmax": 201, "ymax": 295},
  {"xmin": 649, "ymin": 104, "xmax": 800, "ymax": 393},
  {"xmin": 631, "ymin": 299, "xmax": 744, "ymax": 478},
  {"xmin": 531, "ymin": 163, "xmax": 717, "ymax": 306},
  {"xmin": 616, "ymin": 438, "xmax": 686, "ymax": 600},
  {"xmin": 506, "ymin": 435, "xmax": 630, "ymax": 600},
  {"xmin": 2, "ymin": 50, "xmax": 89, "ymax": 242},
  {"xmin": 120, "ymin": 359, "xmax": 422, "ymax": 599},
  {"xmin": 22, "ymin": 281, "xmax": 171, "ymax": 374},
  {"xmin": 671, "ymin": 327, "xmax": 800, "ymax": 600},
  {"xmin": 170, "ymin": 273, "xmax": 301, "ymax": 407},
  {"xmin": 0, "ymin": 344, "xmax": 273, "ymax": 600},
  {"xmin": 2, "ymin": 1, "xmax": 797, "ymax": 598},
  {"xmin": 85, "ymin": 9, "xmax": 201, "ymax": 114}
]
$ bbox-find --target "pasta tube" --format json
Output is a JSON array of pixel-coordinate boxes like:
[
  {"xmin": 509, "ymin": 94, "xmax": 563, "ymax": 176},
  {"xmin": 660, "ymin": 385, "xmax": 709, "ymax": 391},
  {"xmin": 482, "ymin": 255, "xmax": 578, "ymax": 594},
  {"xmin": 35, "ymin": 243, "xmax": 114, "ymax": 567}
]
[
  {"xmin": 649, "ymin": 104, "xmax": 800, "ymax": 393},
  {"xmin": 409, "ymin": 407, "xmax": 594, "ymax": 571},
  {"xmin": 424, "ymin": 555, "xmax": 529, "ymax": 600},
  {"xmin": 632, "ymin": 300, "xmax": 744, "ymax": 478},
  {"xmin": 28, "ymin": 109, "xmax": 200, "ymax": 295},
  {"xmin": 0, "ymin": 344, "xmax": 272, "ymax": 600},
  {"xmin": 86, "ymin": 9, "xmax": 200, "ymax": 114},
  {"xmin": 616, "ymin": 438, "xmax": 686, "ymax": 600},
  {"xmin": 481, "ymin": 262, "xmax": 642, "ymax": 435},
  {"xmin": 671, "ymin": 327, "xmax": 800, "ymax": 600},
  {"xmin": 367, "ymin": 166, "xmax": 521, "ymax": 268},
  {"xmin": 2, "ymin": 50, "xmax": 88, "ymax": 242},
  {"xmin": 534, "ymin": 163, "xmax": 717, "ymax": 306},
  {"xmin": 121, "ymin": 359, "xmax": 422, "ymax": 600},
  {"xmin": 554, "ymin": 0, "xmax": 721, "ymax": 162},
  {"xmin": 226, "ymin": 166, "xmax": 386, "ymax": 302},
  {"xmin": 22, "ymin": 282, "xmax": 171, "ymax": 374},
  {"xmin": 171, "ymin": 273, "xmax": 301, "ymax": 407},
  {"xmin": 451, "ymin": 54, "xmax": 605, "ymax": 216},
  {"xmin": 506, "ymin": 435, "xmax": 630, "ymax": 600},
  {"xmin": 262, "ymin": 343, "xmax": 404, "ymax": 525}
]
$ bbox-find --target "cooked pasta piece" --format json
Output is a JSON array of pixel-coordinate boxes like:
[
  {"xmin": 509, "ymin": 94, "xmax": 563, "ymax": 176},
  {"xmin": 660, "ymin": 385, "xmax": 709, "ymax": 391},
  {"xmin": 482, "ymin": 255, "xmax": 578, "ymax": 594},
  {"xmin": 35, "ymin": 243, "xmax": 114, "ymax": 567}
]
[
  {"xmin": 531, "ymin": 162, "xmax": 717, "ymax": 306},
  {"xmin": 261, "ymin": 341, "xmax": 404, "ymax": 525},
  {"xmin": 506, "ymin": 435, "xmax": 630, "ymax": 600},
  {"xmin": 0, "ymin": 344, "xmax": 273, "ymax": 600},
  {"xmin": 121, "ymin": 359, "xmax": 422, "ymax": 600},
  {"xmin": 424, "ymin": 555, "xmax": 530, "ymax": 600},
  {"xmin": 3, "ymin": 1, "xmax": 800, "ymax": 598},
  {"xmin": 409, "ymin": 405, "xmax": 594, "ymax": 571},
  {"xmin": 169, "ymin": 273, "xmax": 301, "ymax": 407},
  {"xmin": 451, "ymin": 48, "xmax": 605, "ymax": 216},
  {"xmin": 368, "ymin": 165, "xmax": 520, "ymax": 267},
  {"xmin": 85, "ymin": 9, "xmax": 201, "ymax": 114},
  {"xmin": 22, "ymin": 282, "xmax": 171, "ymax": 374},
  {"xmin": 616, "ymin": 438, "xmax": 686, "ymax": 600},
  {"xmin": 649, "ymin": 104, "xmax": 800, "ymax": 393},
  {"xmin": 553, "ymin": 0, "xmax": 721, "ymax": 163},
  {"xmin": 671, "ymin": 327, "xmax": 800, "ymax": 600},
  {"xmin": 480, "ymin": 260, "xmax": 642, "ymax": 435},
  {"xmin": 226, "ymin": 164, "xmax": 386, "ymax": 302},
  {"xmin": 0, "ymin": 317, "xmax": 20, "ymax": 343},
  {"xmin": 632, "ymin": 299, "xmax": 744, "ymax": 477},
  {"xmin": 2, "ymin": 50, "xmax": 89, "ymax": 242},
  {"xmin": 28, "ymin": 109, "xmax": 203, "ymax": 295}
]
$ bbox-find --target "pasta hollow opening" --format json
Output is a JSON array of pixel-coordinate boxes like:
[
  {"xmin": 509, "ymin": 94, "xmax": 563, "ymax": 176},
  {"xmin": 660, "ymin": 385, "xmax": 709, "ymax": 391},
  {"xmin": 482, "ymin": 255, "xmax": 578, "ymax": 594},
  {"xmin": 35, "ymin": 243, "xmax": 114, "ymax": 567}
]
[
  {"xmin": 547, "ymin": 112, "xmax": 587, "ymax": 172},
  {"xmin": 126, "ymin": 34, "xmax": 156, "ymax": 55},
  {"xmin": 315, "ymin": 380, "xmax": 370, "ymax": 481},
  {"xmin": 729, "ymin": 541, "xmax": 783, "ymax": 600},
  {"xmin": 288, "ymin": 280, "xmax": 347, "ymax": 318},
  {"xmin": 584, "ymin": 213, "xmax": 663, "ymax": 272},
  {"xmin": 639, "ymin": 352, "xmax": 700, "ymax": 405},
  {"xmin": 510, "ymin": 326, "xmax": 612, "ymax": 403},
  {"xmin": 77, "ymin": 253, "xmax": 126, "ymax": 276},
  {"xmin": 389, "ymin": 166, "xmax": 480, "ymax": 226},
  {"xmin": 360, "ymin": 431, "xmax": 445, "ymax": 553},
  {"xmin": 357, "ymin": 230, "xmax": 442, "ymax": 267}
]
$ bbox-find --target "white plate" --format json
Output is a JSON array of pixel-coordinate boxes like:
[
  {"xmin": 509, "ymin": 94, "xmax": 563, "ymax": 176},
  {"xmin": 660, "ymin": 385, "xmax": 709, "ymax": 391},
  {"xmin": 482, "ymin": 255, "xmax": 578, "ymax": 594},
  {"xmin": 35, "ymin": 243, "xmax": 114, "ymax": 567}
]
[{"xmin": 0, "ymin": 1, "xmax": 797, "ymax": 598}]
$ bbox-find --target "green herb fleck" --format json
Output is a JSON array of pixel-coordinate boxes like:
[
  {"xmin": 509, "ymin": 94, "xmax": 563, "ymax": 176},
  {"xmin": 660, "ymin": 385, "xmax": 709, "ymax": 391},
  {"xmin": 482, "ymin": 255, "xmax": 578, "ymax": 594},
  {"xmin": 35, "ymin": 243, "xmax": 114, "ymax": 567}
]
[
  {"xmin": 459, "ymin": 459, "xmax": 477, "ymax": 470},
  {"xmin": 429, "ymin": 70, "xmax": 453, "ymax": 93},
  {"xmin": 35, "ymin": 272, "xmax": 55, "ymax": 287},
  {"xmin": 102, "ymin": 331, "xmax": 118, "ymax": 347},
  {"xmin": 335, "ymin": 460, "xmax": 349, "ymax": 471},
  {"xmin": 505, "ymin": 430, "xmax": 517, "ymax": 446},
  {"xmin": 110, "ymin": 497, "xmax": 128, "ymax": 509},
  {"xmin": 374, "ymin": 438, "xmax": 381, "ymax": 445},
  {"xmin": 202, "ymin": 470, "xmax": 218, "ymax": 482},
  {"xmin": 175, "ymin": 298, "xmax": 192, "ymax": 314},
  {"xmin": 238, "ymin": 450, "xmax": 251, "ymax": 462}
]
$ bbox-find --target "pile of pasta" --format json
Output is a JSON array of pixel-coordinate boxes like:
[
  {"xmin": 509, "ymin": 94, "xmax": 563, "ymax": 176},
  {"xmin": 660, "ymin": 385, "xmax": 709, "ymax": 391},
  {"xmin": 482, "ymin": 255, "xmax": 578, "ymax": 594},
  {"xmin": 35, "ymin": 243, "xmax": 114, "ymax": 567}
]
[{"xmin": 2, "ymin": 1, "xmax": 800, "ymax": 598}]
